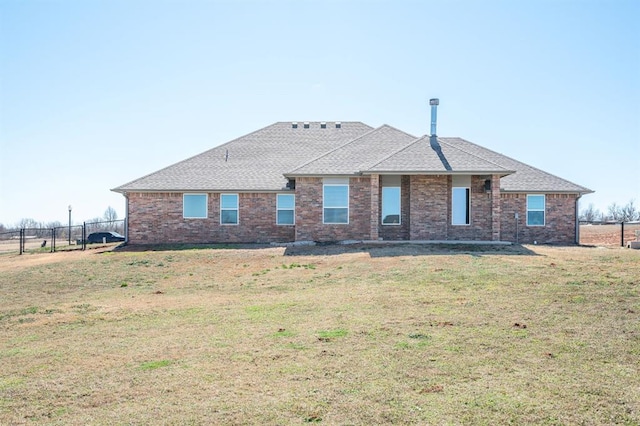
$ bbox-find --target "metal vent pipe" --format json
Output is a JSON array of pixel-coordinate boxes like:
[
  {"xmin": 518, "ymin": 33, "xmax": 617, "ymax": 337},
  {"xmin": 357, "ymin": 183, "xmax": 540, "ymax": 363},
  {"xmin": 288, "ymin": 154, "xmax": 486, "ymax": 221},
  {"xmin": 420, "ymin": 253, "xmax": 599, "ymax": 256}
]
[{"xmin": 429, "ymin": 98, "xmax": 439, "ymax": 136}]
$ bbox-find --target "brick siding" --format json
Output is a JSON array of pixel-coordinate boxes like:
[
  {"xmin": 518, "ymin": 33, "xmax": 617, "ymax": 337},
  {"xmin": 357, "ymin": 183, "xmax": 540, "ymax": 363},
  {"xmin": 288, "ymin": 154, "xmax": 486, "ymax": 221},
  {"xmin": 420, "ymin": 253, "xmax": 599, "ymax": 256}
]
[
  {"xmin": 127, "ymin": 192, "xmax": 295, "ymax": 244},
  {"xmin": 409, "ymin": 175, "xmax": 449, "ymax": 240},
  {"xmin": 295, "ymin": 177, "xmax": 371, "ymax": 242},
  {"xmin": 446, "ymin": 176, "xmax": 493, "ymax": 241},
  {"xmin": 500, "ymin": 193, "xmax": 578, "ymax": 244},
  {"xmin": 126, "ymin": 180, "xmax": 579, "ymax": 245},
  {"xmin": 379, "ymin": 175, "xmax": 411, "ymax": 241}
]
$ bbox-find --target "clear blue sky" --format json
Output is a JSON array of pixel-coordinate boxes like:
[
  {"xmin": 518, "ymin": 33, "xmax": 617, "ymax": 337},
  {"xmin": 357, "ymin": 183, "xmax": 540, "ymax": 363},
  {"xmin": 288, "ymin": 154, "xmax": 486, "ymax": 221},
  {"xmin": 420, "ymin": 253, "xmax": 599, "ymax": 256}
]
[{"xmin": 1, "ymin": 0, "xmax": 638, "ymax": 226}]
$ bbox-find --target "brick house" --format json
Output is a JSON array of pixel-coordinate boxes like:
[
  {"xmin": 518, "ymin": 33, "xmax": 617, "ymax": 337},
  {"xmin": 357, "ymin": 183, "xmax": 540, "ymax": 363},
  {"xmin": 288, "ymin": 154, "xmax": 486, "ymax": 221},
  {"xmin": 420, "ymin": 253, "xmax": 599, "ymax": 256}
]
[{"xmin": 113, "ymin": 104, "xmax": 592, "ymax": 245}]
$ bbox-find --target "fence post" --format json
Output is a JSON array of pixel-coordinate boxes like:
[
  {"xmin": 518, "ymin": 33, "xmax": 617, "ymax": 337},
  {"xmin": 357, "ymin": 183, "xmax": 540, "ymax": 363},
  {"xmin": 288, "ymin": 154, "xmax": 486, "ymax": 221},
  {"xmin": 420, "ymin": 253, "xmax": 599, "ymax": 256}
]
[
  {"xmin": 83, "ymin": 222, "xmax": 86, "ymax": 250},
  {"xmin": 621, "ymin": 222, "xmax": 625, "ymax": 247},
  {"xmin": 50, "ymin": 228, "xmax": 54, "ymax": 253},
  {"xmin": 19, "ymin": 229, "xmax": 23, "ymax": 255}
]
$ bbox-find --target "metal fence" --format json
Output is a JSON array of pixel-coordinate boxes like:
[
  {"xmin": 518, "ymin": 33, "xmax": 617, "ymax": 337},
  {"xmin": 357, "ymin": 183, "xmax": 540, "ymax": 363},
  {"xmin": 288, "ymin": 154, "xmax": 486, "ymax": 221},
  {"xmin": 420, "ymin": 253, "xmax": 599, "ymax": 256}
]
[
  {"xmin": 0, "ymin": 220, "xmax": 126, "ymax": 255},
  {"xmin": 579, "ymin": 221, "xmax": 640, "ymax": 247}
]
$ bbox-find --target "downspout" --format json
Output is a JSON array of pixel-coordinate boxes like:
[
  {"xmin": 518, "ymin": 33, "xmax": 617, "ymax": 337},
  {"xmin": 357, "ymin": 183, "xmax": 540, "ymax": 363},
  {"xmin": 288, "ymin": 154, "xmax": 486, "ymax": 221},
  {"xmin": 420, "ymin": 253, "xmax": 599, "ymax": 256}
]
[
  {"xmin": 575, "ymin": 194, "xmax": 581, "ymax": 245},
  {"xmin": 124, "ymin": 193, "xmax": 130, "ymax": 244}
]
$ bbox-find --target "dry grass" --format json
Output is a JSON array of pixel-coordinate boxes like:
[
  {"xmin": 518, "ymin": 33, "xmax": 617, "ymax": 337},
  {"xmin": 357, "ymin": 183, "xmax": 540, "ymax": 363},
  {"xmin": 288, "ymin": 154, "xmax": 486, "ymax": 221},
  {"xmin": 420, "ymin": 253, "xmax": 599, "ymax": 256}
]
[{"xmin": 0, "ymin": 244, "xmax": 638, "ymax": 425}]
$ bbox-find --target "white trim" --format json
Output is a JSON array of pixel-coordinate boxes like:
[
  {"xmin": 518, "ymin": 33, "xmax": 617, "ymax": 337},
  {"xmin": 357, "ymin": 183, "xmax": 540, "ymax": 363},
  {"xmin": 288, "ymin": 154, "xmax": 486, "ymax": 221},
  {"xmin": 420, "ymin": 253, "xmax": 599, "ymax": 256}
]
[
  {"xmin": 323, "ymin": 182, "xmax": 349, "ymax": 224},
  {"xmin": 323, "ymin": 177, "xmax": 349, "ymax": 185},
  {"xmin": 183, "ymin": 193, "xmax": 208, "ymax": 219},
  {"xmin": 381, "ymin": 186, "xmax": 401, "ymax": 226},
  {"xmin": 452, "ymin": 187, "xmax": 470, "ymax": 226},
  {"xmin": 526, "ymin": 194, "xmax": 546, "ymax": 226},
  {"xmin": 220, "ymin": 193, "xmax": 239, "ymax": 225},
  {"xmin": 276, "ymin": 193, "xmax": 295, "ymax": 226}
]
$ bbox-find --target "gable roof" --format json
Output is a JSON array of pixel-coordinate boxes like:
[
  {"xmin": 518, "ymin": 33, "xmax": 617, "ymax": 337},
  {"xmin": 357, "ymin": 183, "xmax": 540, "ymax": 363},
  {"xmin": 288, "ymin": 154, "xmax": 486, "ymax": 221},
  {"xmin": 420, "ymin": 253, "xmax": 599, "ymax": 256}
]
[
  {"xmin": 440, "ymin": 138, "xmax": 593, "ymax": 193},
  {"xmin": 112, "ymin": 122, "xmax": 373, "ymax": 193},
  {"xmin": 363, "ymin": 136, "xmax": 513, "ymax": 175},
  {"xmin": 113, "ymin": 121, "xmax": 592, "ymax": 195},
  {"xmin": 286, "ymin": 125, "xmax": 417, "ymax": 176}
]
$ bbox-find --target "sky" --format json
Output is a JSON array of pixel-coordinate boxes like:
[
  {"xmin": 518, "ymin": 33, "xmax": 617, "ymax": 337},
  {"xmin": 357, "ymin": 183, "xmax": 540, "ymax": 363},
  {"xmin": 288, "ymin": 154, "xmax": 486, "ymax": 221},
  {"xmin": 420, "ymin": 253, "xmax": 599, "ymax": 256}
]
[{"xmin": 1, "ymin": 0, "xmax": 638, "ymax": 226}]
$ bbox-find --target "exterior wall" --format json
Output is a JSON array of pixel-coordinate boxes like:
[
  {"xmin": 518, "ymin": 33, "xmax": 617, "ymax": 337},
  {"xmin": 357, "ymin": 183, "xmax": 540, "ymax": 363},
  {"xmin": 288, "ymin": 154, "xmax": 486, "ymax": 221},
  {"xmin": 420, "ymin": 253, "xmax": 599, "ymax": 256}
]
[
  {"xmin": 127, "ymin": 192, "xmax": 295, "ymax": 244},
  {"xmin": 126, "ymin": 183, "xmax": 579, "ymax": 245},
  {"xmin": 295, "ymin": 176, "xmax": 371, "ymax": 242},
  {"xmin": 447, "ymin": 176, "xmax": 493, "ymax": 241},
  {"xmin": 409, "ymin": 175, "xmax": 449, "ymax": 240},
  {"xmin": 500, "ymin": 193, "xmax": 578, "ymax": 244},
  {"xmin": 379, "ymin": 175, "xmax": 411, "ymax": 241}
]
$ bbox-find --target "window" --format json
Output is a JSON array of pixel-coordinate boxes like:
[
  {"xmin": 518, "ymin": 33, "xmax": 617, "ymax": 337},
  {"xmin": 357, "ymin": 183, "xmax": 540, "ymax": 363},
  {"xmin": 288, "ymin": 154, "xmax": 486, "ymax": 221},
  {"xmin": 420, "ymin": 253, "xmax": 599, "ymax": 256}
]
[
  {"xmin": 277, "ymin": 194, "xmax": 295, "ymax": 225},
  {"xmin": 452, "ymin": 187, "xmax": 470, "ymax": 225},
  {"xmin": 183, "ymin": 194, "xmax": 207, "ymax": 219},
  {"xmin": 323, "ymin": 179, "xmax": 349, "ymax": 224},
  {"xmin": 527, "ymin": 194, "xmax": 545, "ymax": 226},
  {"xmin": 220, "ymin": 194, "xmax": 238, "ymax": 224},
  {"xmin": 382, "ymin": 187, "xmax": 401, "ymax": 224}
]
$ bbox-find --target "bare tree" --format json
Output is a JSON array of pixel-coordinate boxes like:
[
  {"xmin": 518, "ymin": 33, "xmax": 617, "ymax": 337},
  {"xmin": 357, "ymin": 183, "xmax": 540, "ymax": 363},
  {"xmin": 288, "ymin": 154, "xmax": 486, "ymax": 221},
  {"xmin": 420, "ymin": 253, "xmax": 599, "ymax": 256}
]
[
  {"xmin": 579, "ymin": 203, "xmax": 601, "ymax": 222},
  {"xmin": 620, "ymin": 200, "xmax": 639, "ymax": 222},
  {"xmin": 103, "ymin": 206, "xmax": 118, "ymax": 226},
  {"xmin": 607, "ymin": 202, "xmax": 622, "ymax": 222},
  {"xmin": 16, "ymin": 218, "xmax": 40, "ymax": 229},
  {"xmin": 606, "ymin": 200, "xmax": 640, "ymax": 222}
]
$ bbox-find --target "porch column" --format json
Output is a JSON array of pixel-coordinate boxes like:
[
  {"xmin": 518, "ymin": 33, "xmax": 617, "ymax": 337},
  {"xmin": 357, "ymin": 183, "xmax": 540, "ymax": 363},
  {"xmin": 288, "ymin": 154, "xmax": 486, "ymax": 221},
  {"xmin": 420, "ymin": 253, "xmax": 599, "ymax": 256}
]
[
  {"xmin": 491, "ymin": 174, "xmax": 501, "ymax": 241},
  {"xmin": 370, "ymin": 174, "xmax": 380, "ymax": 240}
]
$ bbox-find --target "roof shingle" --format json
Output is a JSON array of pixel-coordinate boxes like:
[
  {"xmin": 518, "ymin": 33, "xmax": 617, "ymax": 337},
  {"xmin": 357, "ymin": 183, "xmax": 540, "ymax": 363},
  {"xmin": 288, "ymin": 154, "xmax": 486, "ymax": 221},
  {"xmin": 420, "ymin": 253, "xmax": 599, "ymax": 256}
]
[
  {"xmin": 113, "ymin": 122, "xmax": 373, "ymax": 192},
  {"xmin": 113, "ymin": 122, "xmax": 592, "ymax": 195}
]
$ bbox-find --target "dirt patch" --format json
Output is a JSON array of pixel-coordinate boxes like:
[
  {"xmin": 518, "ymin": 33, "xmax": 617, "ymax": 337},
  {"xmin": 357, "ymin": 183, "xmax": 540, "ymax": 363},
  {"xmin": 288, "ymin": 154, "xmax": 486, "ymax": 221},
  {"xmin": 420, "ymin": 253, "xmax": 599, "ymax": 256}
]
[
  {"xmin": 0, "ymin": 245, "xmax": 117, "ymax": 272},
  {"xmin": 580, "ymin": 223, "xmax": 640, "ymax": 246}
]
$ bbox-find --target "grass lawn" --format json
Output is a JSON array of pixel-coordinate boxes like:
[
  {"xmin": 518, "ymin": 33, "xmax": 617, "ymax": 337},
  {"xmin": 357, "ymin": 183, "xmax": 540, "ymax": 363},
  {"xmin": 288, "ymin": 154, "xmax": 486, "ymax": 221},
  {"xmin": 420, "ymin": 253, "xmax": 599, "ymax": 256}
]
[{"xmin": 0, "ymin": 244, "xmax": 638, "ymax": 425}]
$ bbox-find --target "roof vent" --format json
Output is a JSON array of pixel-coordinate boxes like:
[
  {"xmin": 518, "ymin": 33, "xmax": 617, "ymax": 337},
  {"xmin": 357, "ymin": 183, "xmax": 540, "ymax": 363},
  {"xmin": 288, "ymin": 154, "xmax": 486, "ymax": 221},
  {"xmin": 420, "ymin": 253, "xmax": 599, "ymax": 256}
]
[
  {"xmin": 292, "ymin": 122, "xmax": 298, "ymax": 129},
  {"xmin": 335, "ymin": 121, "xmax": 341, "ymax": 129},
  {"xmin": 320, "ymin": 122, "xmax": 326, "ymax": 129},
  {"xmin": 303, "ymin": 121, "xmax": 310, "ymax": 129},
  {"xmin": 429, "ymin": 98, "xmax": 439, "ymax": 137}
]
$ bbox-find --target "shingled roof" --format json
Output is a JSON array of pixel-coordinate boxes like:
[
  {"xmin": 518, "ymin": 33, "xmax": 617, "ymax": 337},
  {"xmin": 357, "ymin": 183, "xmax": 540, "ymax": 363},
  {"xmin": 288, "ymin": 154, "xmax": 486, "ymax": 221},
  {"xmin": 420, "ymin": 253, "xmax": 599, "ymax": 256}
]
[
  {"xmin": 113, "ymin": 121, "xmax": 592, "ymax": 194},
  {"xmin": 440, "ymin": 138, "xmax": 593, "ymax": 193},
  {"xmin": 363, "ymin": 136, "xmax": 513, "ymax": 175},
  {"xmin": 112, "ymin": 122, "xmax": 373, "ymax": 193},
  {"xmin": 286, "ymin": 125, "xmax": 417, "ymax": 176}
]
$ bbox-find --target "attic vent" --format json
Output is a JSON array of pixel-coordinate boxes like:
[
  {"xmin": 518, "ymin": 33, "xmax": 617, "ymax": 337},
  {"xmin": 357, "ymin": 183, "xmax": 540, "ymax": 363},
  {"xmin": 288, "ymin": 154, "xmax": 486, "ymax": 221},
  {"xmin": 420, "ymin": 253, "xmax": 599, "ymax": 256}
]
[
  {"xmin": 320, "ymin": 122, "xmax": 326, "ymax": 129},
  {"xmin": 303, "ymin": 122, "xmax": 310, "ymax": 129},
  {"xmin": 292, "ymin": 122, "xmax": 298, "ymax": 129},
  {"xmin": 335, "ymin": 121, "xmax": 341, "ymax": 129}
]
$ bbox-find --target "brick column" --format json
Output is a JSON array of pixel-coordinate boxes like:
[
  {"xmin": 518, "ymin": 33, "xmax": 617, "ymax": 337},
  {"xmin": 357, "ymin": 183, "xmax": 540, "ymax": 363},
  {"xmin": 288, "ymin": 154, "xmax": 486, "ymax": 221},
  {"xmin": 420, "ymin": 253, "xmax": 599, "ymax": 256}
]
[
  {"xmin": 491, "ymin": 174, "xmax": 501, "ymax": 241},
  {"xmin": 370, "ymin": 174, "xmax": 380, "ymax": 241}
]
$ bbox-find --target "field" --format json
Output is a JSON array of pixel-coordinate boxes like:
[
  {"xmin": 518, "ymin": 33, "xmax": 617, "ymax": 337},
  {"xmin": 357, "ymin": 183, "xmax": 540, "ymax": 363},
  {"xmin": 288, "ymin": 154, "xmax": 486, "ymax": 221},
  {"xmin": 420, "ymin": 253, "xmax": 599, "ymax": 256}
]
[
  {"xmin": 580, "ymin": 223, "xmax": 640, "ymax": 247},
  {"xmin": 1, "ymin": 244, "xmax": 638, "ymax": 425}
]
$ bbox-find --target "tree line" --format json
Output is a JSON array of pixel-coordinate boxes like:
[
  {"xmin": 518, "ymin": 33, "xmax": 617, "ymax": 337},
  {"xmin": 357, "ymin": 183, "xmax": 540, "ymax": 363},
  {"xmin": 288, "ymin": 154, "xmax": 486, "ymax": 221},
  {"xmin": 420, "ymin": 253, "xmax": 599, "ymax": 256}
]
[
  {"xmin": 0, "ymin": 206, "xmax": 120, "ymax": 233},
  {"xmin": 580, "ymin": 199, "xmax": 640, "ymax": 223}
]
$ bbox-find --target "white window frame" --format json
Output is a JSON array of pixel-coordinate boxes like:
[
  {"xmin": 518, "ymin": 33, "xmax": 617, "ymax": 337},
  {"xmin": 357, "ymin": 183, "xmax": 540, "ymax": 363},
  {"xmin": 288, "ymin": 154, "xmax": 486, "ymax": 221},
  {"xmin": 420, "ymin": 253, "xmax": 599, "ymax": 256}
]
[
  {"xmin": 276, "ymin": 194, "xmax": 295, "ymax": 225},
  {"xmin": 381, "ymin": 186, "xmax": 401, "ymax": 225},
  {"xmin": 183, "ymin": 193, "xmax": 208, "ymax": 219},
  {"xmin": 452, "ymin": 187, "xmax": 470, "ymax": 226},
  {"xmin": 220, "ymin": 193, "xmax": 239, "ymax": 225},
  {"xmin": 323, "ymin": 179, "xmax": 349, "ymax": 225},
  {"xmin": 526, "ymin": 194, "xmax": 546, "ymax": 226}
]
